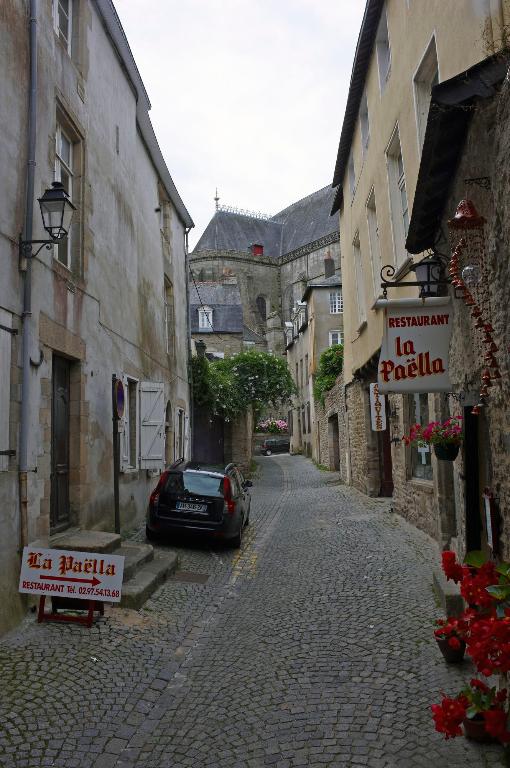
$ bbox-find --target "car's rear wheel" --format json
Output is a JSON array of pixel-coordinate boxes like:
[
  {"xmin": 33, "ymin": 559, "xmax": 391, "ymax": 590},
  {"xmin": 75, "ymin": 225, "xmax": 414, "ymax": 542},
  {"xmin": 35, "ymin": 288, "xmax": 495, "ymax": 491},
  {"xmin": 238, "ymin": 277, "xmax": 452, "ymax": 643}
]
[
  {"xmin": 230, "ymin": 520, "xmax": 243, "ymax": 548},
  {"xmin": 265, "ymin": 449, "xmax": 272, "ymax": 456}
]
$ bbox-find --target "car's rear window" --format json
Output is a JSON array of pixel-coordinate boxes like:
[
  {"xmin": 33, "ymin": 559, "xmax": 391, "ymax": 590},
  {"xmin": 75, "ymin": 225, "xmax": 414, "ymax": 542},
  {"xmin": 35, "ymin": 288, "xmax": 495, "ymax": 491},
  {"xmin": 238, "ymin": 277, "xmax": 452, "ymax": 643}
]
[{"xmin": 164, "ymin": 471, "xmax": 224, "ymax": 497}]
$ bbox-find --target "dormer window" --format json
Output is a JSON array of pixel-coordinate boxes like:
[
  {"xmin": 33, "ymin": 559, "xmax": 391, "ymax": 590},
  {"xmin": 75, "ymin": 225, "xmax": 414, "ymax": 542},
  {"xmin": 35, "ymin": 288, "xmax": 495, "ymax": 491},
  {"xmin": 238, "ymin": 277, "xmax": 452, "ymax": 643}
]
[
  {"xmin": 251, "ymin": 244, "xmax": 264, "ymax": 256},
  {"xmin": 198, "ymin": 306, "xmax": 213, "ymax": 331}
]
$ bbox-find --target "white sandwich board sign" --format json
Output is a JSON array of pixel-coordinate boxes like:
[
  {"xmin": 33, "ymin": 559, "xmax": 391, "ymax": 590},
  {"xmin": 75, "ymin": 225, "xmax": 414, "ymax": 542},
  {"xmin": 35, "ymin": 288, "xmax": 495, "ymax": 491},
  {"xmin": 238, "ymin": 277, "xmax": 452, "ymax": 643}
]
[{"xmin": 19, "ymin": 547, "xmax": 125, "ymax": 603}]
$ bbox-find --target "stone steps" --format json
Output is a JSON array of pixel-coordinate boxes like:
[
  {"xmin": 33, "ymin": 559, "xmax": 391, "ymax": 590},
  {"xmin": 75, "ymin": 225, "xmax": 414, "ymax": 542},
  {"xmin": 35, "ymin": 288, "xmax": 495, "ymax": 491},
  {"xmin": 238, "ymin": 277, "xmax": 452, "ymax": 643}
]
[{"xmin": 48, "ymin": 530, "xmax": 178, "ymax": 611}]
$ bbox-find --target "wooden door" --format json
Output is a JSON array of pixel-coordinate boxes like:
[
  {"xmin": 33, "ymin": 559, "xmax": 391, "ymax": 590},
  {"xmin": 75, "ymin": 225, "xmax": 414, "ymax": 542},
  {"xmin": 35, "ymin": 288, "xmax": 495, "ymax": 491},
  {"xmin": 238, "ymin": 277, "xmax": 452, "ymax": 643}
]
[{"xmin": 51, "ymin": 355, "xmax": 71, "ymax": 530}]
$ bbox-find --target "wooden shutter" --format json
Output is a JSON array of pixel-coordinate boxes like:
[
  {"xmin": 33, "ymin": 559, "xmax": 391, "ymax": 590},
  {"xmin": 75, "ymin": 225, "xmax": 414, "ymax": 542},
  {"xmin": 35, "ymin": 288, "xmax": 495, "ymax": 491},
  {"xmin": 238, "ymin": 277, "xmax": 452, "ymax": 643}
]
[
  {"xmin": 0, "ymin": 310, "xmax": 12, "ymax": 471},
  {"xmin": 139, "ymin": 381, "xmax": 165, "ymax": 470}
]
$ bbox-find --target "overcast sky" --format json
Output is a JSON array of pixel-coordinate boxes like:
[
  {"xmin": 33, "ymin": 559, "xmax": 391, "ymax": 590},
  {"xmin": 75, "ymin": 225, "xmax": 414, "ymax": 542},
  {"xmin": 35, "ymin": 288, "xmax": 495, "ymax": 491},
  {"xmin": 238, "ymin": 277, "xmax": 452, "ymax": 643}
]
[{"xmin": 116, "ymin": 1, "xmax": 365, "ymax": 247}]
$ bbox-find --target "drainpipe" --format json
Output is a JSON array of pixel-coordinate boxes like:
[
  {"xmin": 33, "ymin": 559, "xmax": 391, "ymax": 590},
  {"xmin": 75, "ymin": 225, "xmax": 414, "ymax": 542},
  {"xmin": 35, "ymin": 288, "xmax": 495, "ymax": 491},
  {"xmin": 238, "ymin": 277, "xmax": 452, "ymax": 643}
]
[
  {"xmin": 19, "ymin": 0, "xmax": 38, "ymax": 549},
  {"xmin": 185, "ymin": 226, "xmax": 193, "ymax": 459}
]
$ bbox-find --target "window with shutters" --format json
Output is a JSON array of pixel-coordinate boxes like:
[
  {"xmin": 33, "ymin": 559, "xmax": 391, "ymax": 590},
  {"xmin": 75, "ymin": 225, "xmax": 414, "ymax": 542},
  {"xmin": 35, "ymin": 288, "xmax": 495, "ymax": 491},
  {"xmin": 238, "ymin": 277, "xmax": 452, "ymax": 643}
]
[
  {"xmin": 408, "ymin": 393, "xmax": 433, "ymax": 481},
  {"xmin": 353, "ymin": 232, "xmax": 367, "ymax": 326},
  {"xmin": 366, "ymin": 188, "xmax": 382, "ymax": 299},
  {"xmin": 414, "ymin": 37, "xmax": 439, "ymax": 152},
  {"xmin": 120, "ymin": 378, "xmax": 166, "ymax": 472},
  {"xmin": 0, "ymin": 310, "xmax": 13, "ymax": 471}
]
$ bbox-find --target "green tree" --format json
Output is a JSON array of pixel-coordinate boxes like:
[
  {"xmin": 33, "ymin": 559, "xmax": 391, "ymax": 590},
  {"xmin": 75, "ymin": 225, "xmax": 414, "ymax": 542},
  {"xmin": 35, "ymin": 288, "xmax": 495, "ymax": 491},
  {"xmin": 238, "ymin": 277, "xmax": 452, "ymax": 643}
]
[
  {"xmin": 191, "ymin": 350, "xmax": 295, "ymax": 421},
  {"xmin": 313, "ymin": 344, "xmax": 343, "ymax": 404}
]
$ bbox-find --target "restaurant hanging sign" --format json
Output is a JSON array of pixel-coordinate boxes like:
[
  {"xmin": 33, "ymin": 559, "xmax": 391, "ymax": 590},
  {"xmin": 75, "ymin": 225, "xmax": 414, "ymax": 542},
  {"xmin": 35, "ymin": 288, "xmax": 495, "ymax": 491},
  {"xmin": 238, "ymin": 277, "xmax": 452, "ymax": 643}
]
[{"xmin": 377, "ymin": 298, "xmax": 452, "ymax": 394}]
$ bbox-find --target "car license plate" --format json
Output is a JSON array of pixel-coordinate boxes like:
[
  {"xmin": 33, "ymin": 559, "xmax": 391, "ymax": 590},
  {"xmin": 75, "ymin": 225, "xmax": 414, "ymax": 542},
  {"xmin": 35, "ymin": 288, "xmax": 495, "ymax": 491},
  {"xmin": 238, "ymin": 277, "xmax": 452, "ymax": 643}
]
[{"xmin": 176, "ymin": 502, "xmax": 207, "ymax": 513}]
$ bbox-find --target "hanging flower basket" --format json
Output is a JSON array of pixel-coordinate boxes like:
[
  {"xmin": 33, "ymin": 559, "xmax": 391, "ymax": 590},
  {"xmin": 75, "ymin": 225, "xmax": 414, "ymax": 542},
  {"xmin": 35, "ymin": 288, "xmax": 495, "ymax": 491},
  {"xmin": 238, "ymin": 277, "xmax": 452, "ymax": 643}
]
[
  {"xmin": 403, "ymin": 416, "xmax": 462, "ymax": 461},
  {"xmin": 434, "ymin": 443, "xmax": 460, "ymax": 461}
]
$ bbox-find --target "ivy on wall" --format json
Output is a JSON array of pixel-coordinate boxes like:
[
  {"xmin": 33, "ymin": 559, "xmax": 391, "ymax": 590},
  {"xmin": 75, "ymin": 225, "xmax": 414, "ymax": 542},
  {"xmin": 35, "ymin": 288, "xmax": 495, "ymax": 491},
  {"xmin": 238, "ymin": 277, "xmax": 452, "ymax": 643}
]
[
  {"xmin": 313, "ymin": 344, "xmax": 343, "ymax": 405},
  {"xmin": 192, "ymin": 350, "xmax": 295, "ymax": 421}
]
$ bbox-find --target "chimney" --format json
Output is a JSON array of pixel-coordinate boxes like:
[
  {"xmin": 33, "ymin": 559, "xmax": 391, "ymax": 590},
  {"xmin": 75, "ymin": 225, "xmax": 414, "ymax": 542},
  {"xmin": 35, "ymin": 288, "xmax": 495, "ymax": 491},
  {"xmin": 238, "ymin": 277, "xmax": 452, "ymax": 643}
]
[{"xmin": 324, "ymin": 257, "xmax": 335, "ymax": 278}]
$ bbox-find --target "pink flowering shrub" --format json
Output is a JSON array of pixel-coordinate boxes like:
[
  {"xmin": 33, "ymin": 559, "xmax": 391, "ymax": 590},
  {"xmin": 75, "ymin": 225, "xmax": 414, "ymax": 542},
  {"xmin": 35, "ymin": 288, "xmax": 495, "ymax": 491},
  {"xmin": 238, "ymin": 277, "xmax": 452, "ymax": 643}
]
[{"xmin": 257, "ymin": 418, "xmax": 288, "ymax": 434}]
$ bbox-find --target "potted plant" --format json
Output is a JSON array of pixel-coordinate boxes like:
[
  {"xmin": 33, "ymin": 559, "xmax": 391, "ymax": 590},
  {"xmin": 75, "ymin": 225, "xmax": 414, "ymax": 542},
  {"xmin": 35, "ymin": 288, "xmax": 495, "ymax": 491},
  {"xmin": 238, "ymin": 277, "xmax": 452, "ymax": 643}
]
[
  {"xmin": 432, "ymin": 681, "xmax": 510, "ymax": 743},
  {"xmin": 402, "ymin": 415, "xmax": 463, "ymax": 461},
  {"xmin": 434, "ymin": 617, "xmax": 467, "ymax": 663}
]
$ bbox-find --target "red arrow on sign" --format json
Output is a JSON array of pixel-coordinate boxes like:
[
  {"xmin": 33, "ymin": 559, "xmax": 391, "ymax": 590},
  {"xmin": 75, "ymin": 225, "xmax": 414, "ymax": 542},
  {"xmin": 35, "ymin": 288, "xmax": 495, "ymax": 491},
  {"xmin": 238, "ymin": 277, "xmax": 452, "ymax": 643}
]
[{"xmin": 40, "ymin": 575, "xmax": 101, "ymax": 586}]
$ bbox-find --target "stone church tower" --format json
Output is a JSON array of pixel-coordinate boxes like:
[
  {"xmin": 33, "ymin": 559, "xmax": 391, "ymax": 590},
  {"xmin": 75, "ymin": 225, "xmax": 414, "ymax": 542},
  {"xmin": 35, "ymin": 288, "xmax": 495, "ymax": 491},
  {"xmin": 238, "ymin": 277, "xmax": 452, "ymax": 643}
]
[{"xmin": 190, "ymin": 186, "xmax": 340, "ymax": 354}]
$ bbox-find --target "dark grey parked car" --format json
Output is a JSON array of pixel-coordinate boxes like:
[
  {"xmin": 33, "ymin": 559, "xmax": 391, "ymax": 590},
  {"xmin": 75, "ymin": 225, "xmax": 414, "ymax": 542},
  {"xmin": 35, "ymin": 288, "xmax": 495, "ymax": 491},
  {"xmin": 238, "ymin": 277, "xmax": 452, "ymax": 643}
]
[
  {"xmin": 260, "ymin": 437, "xmax": 290, "ymax": 456},
  {"xmin": 146, "ymin": 461, "xmax": 252, "ymax": 548}
]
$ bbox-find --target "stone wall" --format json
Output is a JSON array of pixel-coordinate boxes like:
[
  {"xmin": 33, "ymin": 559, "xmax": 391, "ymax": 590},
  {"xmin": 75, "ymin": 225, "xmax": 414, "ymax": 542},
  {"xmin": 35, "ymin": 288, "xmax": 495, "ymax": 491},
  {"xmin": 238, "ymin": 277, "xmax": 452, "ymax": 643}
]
[
  {"xmin": 345, "ymin": 381, "xmax": 380, "ymax": 496},
  {"xmin": 444, "ymin": 86, "xmax": 510, "ymax": 560},
  {"xmin": 315, "ymin": 374, "xmax": 348, "ymax": 479},
  {"xmin": 224, "ymin": 408, "xmax": 254, "ymax": 475}
]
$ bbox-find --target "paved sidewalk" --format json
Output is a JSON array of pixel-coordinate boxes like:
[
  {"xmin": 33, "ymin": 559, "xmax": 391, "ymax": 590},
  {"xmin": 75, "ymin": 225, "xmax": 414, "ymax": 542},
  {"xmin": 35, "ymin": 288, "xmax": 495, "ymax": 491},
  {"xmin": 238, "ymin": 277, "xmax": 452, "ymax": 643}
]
[{"xmin": 0, "ymin": 455, "xmax": 505, "ymax": 767}]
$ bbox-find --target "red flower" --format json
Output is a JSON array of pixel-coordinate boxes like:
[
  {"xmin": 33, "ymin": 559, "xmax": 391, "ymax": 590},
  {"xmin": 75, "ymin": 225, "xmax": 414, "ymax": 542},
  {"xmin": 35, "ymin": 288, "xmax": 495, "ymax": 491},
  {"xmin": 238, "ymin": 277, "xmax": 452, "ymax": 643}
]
[
  {"xmin": 431, "ymin": 696, "xmax": 467, "ymax": 739},
  {"xmin": 483, "ymin": 709, "xmax": 510, "ymax": 743},
  {"xmin": 470, "ymin": 678, "xmax": 489, "ymax": 693},
  {"xmin": 441, "ymin": 551, "xmax": 464, "ymax": 583},
  {"xmin": 448, "ymin": 637, "xmax": 461, "ymax": 650}
]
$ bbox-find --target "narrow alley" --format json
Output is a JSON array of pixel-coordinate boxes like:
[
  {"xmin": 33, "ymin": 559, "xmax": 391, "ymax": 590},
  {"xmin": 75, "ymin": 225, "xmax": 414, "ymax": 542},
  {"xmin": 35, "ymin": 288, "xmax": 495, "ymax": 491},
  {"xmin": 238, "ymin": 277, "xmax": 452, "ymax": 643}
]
[{"xmin": 0, "ymin": 456, "xmax": 505, "ymax": 767}]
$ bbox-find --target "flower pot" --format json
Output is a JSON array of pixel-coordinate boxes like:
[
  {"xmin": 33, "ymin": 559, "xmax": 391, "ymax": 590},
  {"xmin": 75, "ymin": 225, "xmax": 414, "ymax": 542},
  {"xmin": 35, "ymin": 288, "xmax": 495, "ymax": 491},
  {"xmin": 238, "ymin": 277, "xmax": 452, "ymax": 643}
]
[
  {"xmin": 463, "ymin": 715, "xmax": 496, "ymax": 743},
  {"xmin": 435, "ymin": 636, "xmax": 466, "ymax": 663},
  {"xmin": 434, "ymin": 443, "xmax": 460, "ymax": 461}
]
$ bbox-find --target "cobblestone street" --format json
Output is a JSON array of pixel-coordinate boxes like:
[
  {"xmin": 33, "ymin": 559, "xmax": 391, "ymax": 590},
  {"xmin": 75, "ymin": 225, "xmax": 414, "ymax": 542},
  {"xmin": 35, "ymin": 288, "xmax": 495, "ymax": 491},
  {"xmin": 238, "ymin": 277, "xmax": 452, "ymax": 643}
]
[{"xmin": 0, "ymin": 455, "xmax": 506, "ymax": 768}]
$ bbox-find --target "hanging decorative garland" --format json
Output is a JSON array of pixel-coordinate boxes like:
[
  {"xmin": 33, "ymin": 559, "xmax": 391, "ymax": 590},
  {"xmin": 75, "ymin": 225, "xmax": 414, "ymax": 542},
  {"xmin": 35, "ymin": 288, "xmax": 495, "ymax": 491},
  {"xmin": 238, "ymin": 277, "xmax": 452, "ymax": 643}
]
[{"xmin": 447, "ymin": 200, "xmax": 501, "ymax": 415}]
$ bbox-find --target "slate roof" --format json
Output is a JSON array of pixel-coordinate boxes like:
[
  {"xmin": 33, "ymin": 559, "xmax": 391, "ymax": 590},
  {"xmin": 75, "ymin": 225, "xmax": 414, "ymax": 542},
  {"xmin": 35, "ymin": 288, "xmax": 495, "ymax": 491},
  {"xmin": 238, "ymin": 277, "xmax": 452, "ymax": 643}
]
[
  {"xmin": 273, "ymin": 186, "xmax": 339, "ymax": 255},
  {"xmin": 189, "ymin": 282, "xmax": 243, "ymax": 333},
  {"xmin": 193, "ymin": 186, "xmax": 338, "ymax": 259}
]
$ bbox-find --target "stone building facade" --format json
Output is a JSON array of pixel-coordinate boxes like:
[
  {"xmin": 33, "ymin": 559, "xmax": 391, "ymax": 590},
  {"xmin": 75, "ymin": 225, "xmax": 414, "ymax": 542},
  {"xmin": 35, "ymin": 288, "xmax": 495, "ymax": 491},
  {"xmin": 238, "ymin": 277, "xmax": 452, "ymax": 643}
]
[
  {"xmin": 0, "ymin": 0, "xmax": 192, "ymax": 634},
  {"xmin": 189, "ymin": 277, "xmax": 265, "ymax": 359},
  {"xmin": 190, "ymin": 187, "xmax": 341, "ymax": 442},
  {"xmin": 286, "ymin": 273, "xmax": 343, "ymax": 461},
  {"xmin": 399, "ymin": 53, "xmax": 510, "ymax": 558},
  {"xmin": 190, "ymin": 187, "xmax": 341, "ymax": 355},
  {"xmin": 329, "ymin": 0, "xmax": 510, "ymax": 510}
]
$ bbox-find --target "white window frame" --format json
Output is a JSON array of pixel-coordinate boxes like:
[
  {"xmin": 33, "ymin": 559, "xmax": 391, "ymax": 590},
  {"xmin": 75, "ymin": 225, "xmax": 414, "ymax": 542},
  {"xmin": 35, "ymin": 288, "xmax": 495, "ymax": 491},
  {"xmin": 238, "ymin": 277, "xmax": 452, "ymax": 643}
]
[
  {"xmin": 53, "ymin": 0, "xmax": 72, "ymax": 54},
  {"xmin": 353, "ymin": 232, "xmax": 367, "ymax": 327},
  {"xmin": 198, "ymin": 306, "xmax": 213, "ymax": 331},
  {"xmin": 54, "ymin": 123, "xmax": 73, "ymax": 268},
  {"xmin": 376, "ymin": 8, "xmax": 391, "ymax": 94},
  {"xmin": 164, "ymin": 278, "xmax": 174, "ymax": 355},
  {"xmin": 120, "ymin": 376, "xmax": 139, "ymax": 472},
  {"xmin": 413, "ymin": 35, "xmax": 439, "ymax": 152},
  {"xmin": 359, "ymin": 92, "xmax": 370, "ymax": 157},
  {"xmin": 329, "ymin": 330, "xmax": 343, "ymax": 347},
  {"xmin": 366, "ymin": 188, "xmax": 382, "ymax": 300},
  {"xmin": 329, "ymin": 290, "xmax": 343, "ymax": 314},
  {"xmin": 348, "ymin": 153, "xmax": 356, "ymax": 200},
  {"xmin": 0, "ymin": 310, "xmax": 12, "ymax": 472},
  {"xmin": 386, "ymin": 125, "xmax": 409, "ymax": 267}
]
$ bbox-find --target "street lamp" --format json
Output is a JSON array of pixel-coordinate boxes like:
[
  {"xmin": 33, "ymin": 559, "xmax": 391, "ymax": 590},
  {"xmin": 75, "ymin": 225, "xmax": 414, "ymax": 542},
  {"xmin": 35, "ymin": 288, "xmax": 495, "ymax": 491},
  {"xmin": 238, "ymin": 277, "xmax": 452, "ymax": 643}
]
[
  {"xmin": 380, "ymin": 252, "xmax": 448, "ymax": 298},
  {"xmin": 20, "ymin": 181, "xmax": 75, "ymax": 258}
]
